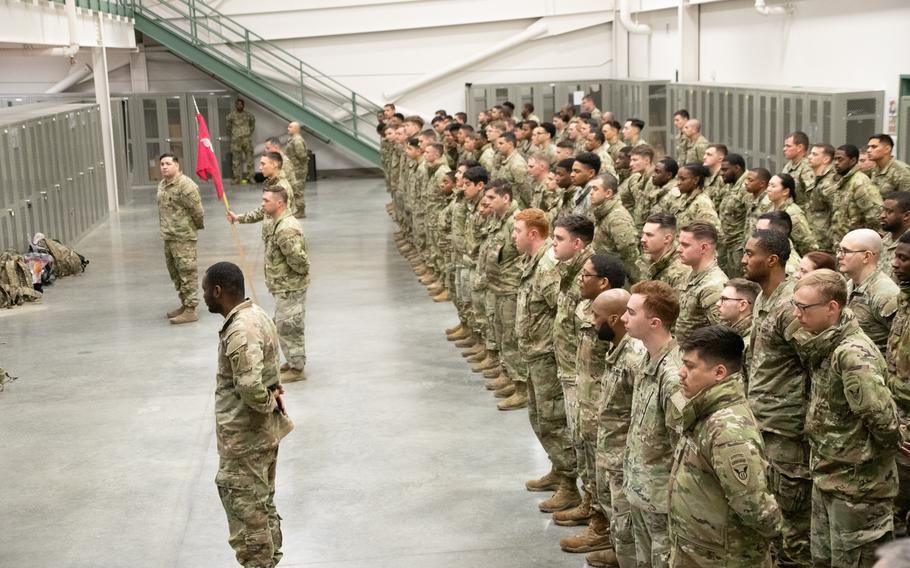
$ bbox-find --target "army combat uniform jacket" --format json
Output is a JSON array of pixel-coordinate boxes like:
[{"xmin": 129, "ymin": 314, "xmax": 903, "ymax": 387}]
[{"xmin": 157, "ymin": 173, "xmax": 204, "ymax": 241}]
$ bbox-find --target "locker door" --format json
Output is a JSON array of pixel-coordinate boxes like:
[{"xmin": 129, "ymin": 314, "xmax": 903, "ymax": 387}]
[{"xmin": 540, "ymin": 84, "xmax": 556, "ymax": 122}]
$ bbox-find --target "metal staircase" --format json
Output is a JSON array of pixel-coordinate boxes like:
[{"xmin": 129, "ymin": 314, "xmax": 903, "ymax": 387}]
[{"xmin": 65, "ymin": 0, "xmax": 383, "ymax": 164}]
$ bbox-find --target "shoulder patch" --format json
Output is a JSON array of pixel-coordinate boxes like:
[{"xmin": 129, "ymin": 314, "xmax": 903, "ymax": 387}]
[
  {"xmin": 845, "ymin": 381, "xmax": 864, "ymax": 407},
  {"xmin": 729, "ymin": 452, "xmax": 750, "ymax": 485}
]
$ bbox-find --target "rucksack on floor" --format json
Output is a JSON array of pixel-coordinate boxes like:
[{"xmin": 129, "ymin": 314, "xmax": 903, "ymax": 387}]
[
  {"xmin": 33, "ymin": 234, "xmax": 88, "ymax": 277},
  {"xmin": 0, "ymin": 251, "xmax": 42, "ymax": 308}
]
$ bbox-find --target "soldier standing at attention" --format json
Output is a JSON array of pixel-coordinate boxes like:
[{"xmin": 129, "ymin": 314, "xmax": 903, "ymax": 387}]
[
  {"xmin": 880, "ymin": 191, "xmax": 910, "ymax": 275},
  {"xmin": 264, "ymin": 136, "xmax": 297, "ymax": 193},
  {"xmin": 672, "ymin": 110, "xmax": 690, "ymax": 164},
  {"xmin": 669, "ymin": 325, "xmax": 782, "ymax": 567},
  {"xmin": 637, "ymin": 213, "xmax": 691, "ymax": 290},
  {"xmin": 791, "ymin": 269, "xmax": 901, "ymax": 567},
  {"xmin": 202, "ymin": 261, "xmax": 294, "ymax": 568},
  {"xmin": 157, "ymin": 153, "xmax": 204, "ymax": 325},
  {"xmin": 831, "ymin": 144, "xmax": 883, "ymax": 245},
  {"xmin": 886, "ymin": 232, "xmax": 910, "ymax": 537},
  {"xmin": 226, "ymin": 153, "xmax": 296, "ymax": 229},
  {"xmin": 621, "ymin": 279, "xmax": 684, "ymax": 568},
  {"xmin": 285, "ymin": 121, "xmax": 309, "ymax": 218},
  {"xmin": 682, "ymin": 119, "xmax": 710, "ymax": 164},
  {"xmin": 868, "ymin": 134, "xmax": 910, "ymax": 193},
  {"xmin": 674, "ymin": 222, "xmax": 728, "ymax": 341},
  {"xmin": 781, "ymin": 131, "xmax": 814, "ymax": 208},
  {"xmin": 226, "ymin": 98, "xmax": 256, "ymax": 184}
]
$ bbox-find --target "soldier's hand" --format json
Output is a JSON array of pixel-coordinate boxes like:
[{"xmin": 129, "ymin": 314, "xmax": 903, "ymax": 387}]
[
  {"xmin": 274, "ymin": 385, "xmax": 287, "ymax": 416},
  {"xmin": 226, "ymin": 211, "xmax": 238, "ymax": 224},
  {"xmin": 900, "ymin": 441, "xmax": 910, "ymax": 459}
]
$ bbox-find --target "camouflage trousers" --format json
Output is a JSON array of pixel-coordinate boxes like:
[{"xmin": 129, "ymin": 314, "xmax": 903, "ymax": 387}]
[
  {"xmin": 216, "ymin": 448, "xmax": 283, "ymax": 568},
  {"xmin": 492, "ymin": 293, "xmax": 527, "ymax": 383},
  {"xmin": 291, "ymin": 178, "xmax": 306, "ymax": 218},
  {"xmin": 483, "ymin": 289, "xmax": 499, "ymax": 355},
  {"xmin": 274, "ymin": 289, "xmax": 306, "ymax": 371},
  {"xmin": 559, "ymin": 371, "xmax": 581, "ymax": 478},
  {"xmin": 577, "ymin": 403, "xmax": 600, "ymax": 494},
  {"xmin": 454, "ymin": 264, "xmax": 474, "ymax": 328},
  {"xmin": 765, "ymin": 434, "xmax": 812, "ymax": 568},
  {"xmin": 526, "ymin": 353, "xmax": 576, "ymax": 479},
  {"xmin": 894, "ymin": 460, "xmax": 910, "ymax": 537},
  {"xmin": 810, "ymin": 486, "xmax": 892, "ymax": 568},
  {"xmin": 599, "ymin": 467, "xmax": 636, "ymax": 568},
  {"xmin": 722, "ymin": 240, "xmax": 744, "ymax": 278},
  {"xmin": 468, "ymin": 269, "xmax": 488, "ymax": 342},
  {"xmin": 630, "ymin": 506, "xmax": 670, "ymax": 568},
  {"xmin": 231, "ymin": 137, "xmax": 254, "ymax": 182},
  {"xmin": 163, "ymin": 239, "xmax": 198, "ymax": 308}
]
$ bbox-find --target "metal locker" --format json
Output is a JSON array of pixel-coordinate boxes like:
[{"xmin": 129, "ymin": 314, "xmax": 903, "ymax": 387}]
[{"xmin": 899, "ymin": 97, "xmax": 910, "ymax": 164}]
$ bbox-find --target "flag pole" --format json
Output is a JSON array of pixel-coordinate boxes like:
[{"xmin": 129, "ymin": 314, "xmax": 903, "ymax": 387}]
[{"xmin": 193, "ymin": 96, "xmax": 259, "ymax": 303}]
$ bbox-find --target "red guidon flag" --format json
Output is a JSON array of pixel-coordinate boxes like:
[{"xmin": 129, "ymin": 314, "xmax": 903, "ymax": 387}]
[{"xmin": 194, "ymin": 111, "xmax": 225, "ymax": 200}]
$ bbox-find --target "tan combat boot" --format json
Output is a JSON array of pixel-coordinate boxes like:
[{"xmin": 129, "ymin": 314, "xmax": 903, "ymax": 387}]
[
  {"xmin": 414, "ymin": 264, "xmax": 429, "ymax": 276},
  {"xmin": 525, "ymin": 469, "xmax": 561, "ymax": 492},
  {"xmin": 585, "ymin": 549, "xmax": 619, "ymax": 567},
  {"xmin": 497, "ymin": 381, "xmax": 528, "ymax": 411},
  {"xmin": 539, "ymin": 476, "xmax": 581, "ymax": 513},
  {"xmin": 453, "ymin": 335, "xmax": 475, "ymax": 348},
  {"xmin": 432, "ymin": 290, "xmax": 450, "ymax": 302},
  {"xmin": 553, "ymin": 489, "xmax": 593, "ymax": 526},
  {"xmin": 482, "ymin": 366, "xmax": 502, "ymax": 379},
  {"xmin": 466, "ymin": 349, "xmax": 488, "ymax": 363},
  {"xmin": 280, "ymin": 362, "xmax": 290, "ymax": 372},
  {"xmin": 419, "ymin": 273, "xmax": 437, "ymax": 286},
  {"xmin": 462, "ymin": 344, "xmax": 485, "ymax": 358},
  {"xmin": 427, "ymin": 282, "xmax": 445, "ymax": 296},
  {"xmin": 169, "ymin": 307, "xmax": 198, "ymax": 325},
  {"xmin": 444, "ymin": 323, "xmax": 463, "ymax": 336},
  {"xmin": 470, "ymin": 355, "xmax": 498, "ymax": 373},
  {"xmin": 166, "ymin": 305, "xmax": 185, "ymax": 319},
  {"xmin": 559, "ymin": 510, "xmax": 613, "ymax": 553},
  {"xmin": 494, "ymin": 381, "xmax": 515, "ymax": 398},
  {"xmin": 449, "ymin": 327, "xmax": 471, "ymax": 341},
  {"xmin": 280, "ymin": 367, "xmax": 306, "ymax": 383},
  {"xmin": 485, "ymin": 373, "xmax": 510, "ymax": 391}
]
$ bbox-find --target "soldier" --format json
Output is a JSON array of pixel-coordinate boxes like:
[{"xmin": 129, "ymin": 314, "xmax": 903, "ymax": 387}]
[
  {"xmin": 157, "ymin": 153, "xmax": 204, "ymax": 325},
  {"xmin": 530, "ymin": 122, "xmax": 557, "ymax": 163},
  {"xmin": 614, "ymin": 146, "xmax": 633, "ymax": 185},
  {"xmin": 868, "ymin": 134, "xmax": 910, "ymax": 193},
  {"xmin": 447, "ymin": 160, "xmax": 482, "ymax": 344},
  {"xmin": 526, "ymin": 152, "xmax": 551, "ymax": 210},
  {"xmin": 622, "ymin": 118, "xmax": 646, "ymax": 148},
  {"xmin": 461, "ymin": 167, "xmax": 495, "ymax": 368},
  {"xmin": 619, "ymin": 145, "xmax": 654, "ymax": 215},
  {"xmin": 805, "ymin": 143, "xmax": 838, "ymax": 252},
  {"xmin": 781, "ymin": 131, "xmax": 814, "ymax": 207},
  {"xmin": 791, "ymin": 269, "xmax": 901, "ymax": 567},
  {"xmin": 637, "ymin": 212, "xmax": 691, "ymax": 289},
  {"xmin": 227, "ymin": 153, "xmax": 296, "ymax": 230},
  {"xmin": 569, "ymin": 152, "xmax": 602, "ymax": 216},
  {"xmin": 621, "ymin": 279, "xmax": 684, "ymax": 568},
  {"xmin": 589, "ymin": 287, "xmax": 646, "ymax": 568},
  {"xmin": 703, "ymin": 144, "xmax": 728, "ymax": 211},
  {"xmin": 636, "ymin": 157, "xmax": 678, "ymax": 228},
  {"xmin": 584, "ymin": 130, "xmax": 617, "ymax": 176},
  {"xmin": 716, "ymin": 277, "xmax": 761, "ymax": 344},
  {"xmin": 672, "ymin": 110, "xmax": 690, "ymax": 164},
  {"xmin": 602, "ymin": 120, "xmax": 626, "ymax": 164},
  {"xmin": 795, "ymin": 251, "xmax": 837, "ymax": 282},
  {"xmin": 764, "ymin": 173, "xmax": 818, "ymax": 256},
  {"xmin": 682, "ymin": 119, "xmax": 710, "ymax": 164},
  {"xmin": 202, "ymin": 261, "xmax": 294, "ymax": 568},
  {"xmin": 521, "ymin": 102, "xmax": 540, "ymax": 123},
  {"xmin": 492, "ymin": 132, "xmax": 531, "ymax": 209},
  {"xmin": 886, "ymin": 232, "xmax": 910, "ymax": 537},
  {"xmin": 837, "ymin": 229, "xmax": 899, "ymax": 353},
  {"xmin": 557, "ymin": 255, "xmax": 626, "ymax": 559},
  {"xmin": 581, "ymin": 95, "xmax": 603, "ymax": 124},
  {"xmin": 670, "ymin": 325, "xmax": 782, "ymax": 567},
  {"xmin": 755, "ymin": 211, "xmax": 803, "ymax": 277},
  {"xmin": 880, "ymin": 191, "xmax": 910, "ymax": 275},
  {"xmin": 513, "ymin": 208, "xmax": 580, "ymax": 510},
  {"xmin": 226, "ymin": 98, "xmax": 256, "ymax": 184},
  {"xmin": 480, "ymin": 120, "xmax": 505, "ymax": 172},
  {"xmin": 672, "ymin": 163, "xmax": 723, "ymax": 233},
  {"xmin": 556, "ymin": 139, "xmax": 576, "ymax": 162},
  {"xmin": 265, "ymin": 137, "xmax": 296, "ymax": 191},
  {"xmin": 742, "ymin": 229, "xmax": 811, "ymax": 568},
  {"xmin": 285, "ymin": 121, "xmax": 309, "ymax": 218},
  {"xmin": 589, "ymin": 173, "xmax": 640, "ymax": 282},
  {"xmin": 832, "ymin": 144, "xmax": 883, "ymax": 245},
  {"xmin": 675, "ymin": 222, "xmax": 728, "ymax": 341},
  {"xmin": 422, "ymin": 143, "xmax": 453, "ymax": 299},
  {"xmin": 718, "ymin": 153, "xmax": 750, "ymax": 277}
]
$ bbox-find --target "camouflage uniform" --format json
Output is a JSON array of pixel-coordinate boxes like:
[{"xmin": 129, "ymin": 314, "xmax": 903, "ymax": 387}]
[
  {"xmin": 263, "ymin": 209, "xmax": 309, "ymax": 371},
  {"xmin": 683, "ymin": 134, "xmax": 710, "ymax": 164},
  {"xmin": 674, "ymin": 261, "xmax": 727, "ymax": 341},
  {"xmin": 449, "ymin": 189, "xmax": 472, "ymax": 328},
  {"xmin": 887, "ymin": 283, "xmax": 910, "ymax": 536},
  {"xmin": 285, "ymin": 133, "xmax": 309, "ymax": 217},
  {"xmin": 226, "ymin": 108, "xmax": 255, "ymax": 182},
  {"xmin": 591, "ymin": 197, "xmax": 641, "ymax": 283},
  {"xmin": 668, "ymin": 375, "xmax": 782, "ymax": 567},
  {"xmin": 743, "ymin": 190, "xmax": 768, "ymax": 252},
  {"xmin": 380, "ymin": 137, "xmax": 393, "ymax": 192},
  {"xmin": 619, "ymin": 171, "xmax": 649, "ymax": 215},
  {"xmin": 805, "ymin": 165, "xmax": 838, "ymax": 252},
  {"xmin": 478, "ymin": 143, "xmax": 496, "ymax": 172},
  {"xmin": 704, "ymin": 168, "xmax": 726, "ymax": 212},
  {"xmin": 484, "ymin": 202, "xmax": 525, "ymax": 382},
  {"xmin": 495, "ymin": 151, "xmax": 531, "ymax": 209},
  {"xmin": 157, "ymin": 173, "xmax": 204, "ymax": 309},
  {"xmin": 475, "ymin": 216, "xmax": 499, "ymax": 356},
  {"xmin": 747, "ymin": 278, "xmax": 811, "ymax": 568},
  {"xmin": 463, "ymin": 196, "xmax": 489, "ymax": 342},
  {"xmin": 881, "ymin": 229, "xmax": 910, "ymax": 277},
  {"xmin": 596, "ymin": 145, "xmax": 617, "ymax": 176},
  {"xmin": 792, "ymin": 310, "xmax": 900, "ymax": 567},
  {"xmin": 424, "ymin": 159, "xmax": 452, "ymax": 276},
  {"xmin": 215, "ymin": 299, "xmax": 294, "ymax": 568},
  {"xmin": 638, "ymin": 248, "xmax": 691, "ymax": 291},
  {"xmin": 730, "ymin": 314, "xmax": 754, "ymax": 374},
  {"xmin": 554, "ymin": 245, "xmax": 594, "ymax": 443},
  {"xmin": 636, "ymin": 178, "xmax": 678, "ymax": 228},
  {"xmin": 872, "ymin": 157, "xmax": 910, "ymax": 194},
  {"xmin": 236, "ymin": 176, "xmax": 296, "ymax": 231},
  {"xmin": 625, "ymin": 340, "xmax": 684, "ymax": 568},
  {"xmin": 597, "ymin": 334, "xmax": 646, "ymax": 568},
  {"xmin": 671, "ymin": 188, "xmax": 722, "ymax": 236},
  {"xmin": 769, "ymin": 199, "xmax": 817, "ymax": 257},
  {"xmin": 674, "ymin": 132, "xmax": 687, "ymax": 164},
  {"xmin": 847, "ymin": 269, "xmax": 899, "ymax": 353},
  {"xmin": 831, "ymin": 165, "xmax": 883, "ymax": 246},
  {"xmin": 516, "ymin": 239, "xmax": 575, "ymax": 477},
  {"xmin": 575, "ymin": 300, "xmax": 612, "ymax": 500},
  {"xmin": 719, "ymin": 172, "xmax": 750, "ymax": 277},
  {"xmin": 782, "ymin": 158, "xmax": 814, "ymax": 208}
]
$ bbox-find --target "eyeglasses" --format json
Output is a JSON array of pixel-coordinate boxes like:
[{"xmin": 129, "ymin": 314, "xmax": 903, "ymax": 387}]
[
  {"xmin": 718, "ymin": 296, "xmax": 748, "ymax": 304},
  {"xmin": 836, "ymin": 247, "xmax": 868, "ymax": 257},
  {"xmin": 790, "ymin": 299, "xmax": 828, "ymax": 313}
]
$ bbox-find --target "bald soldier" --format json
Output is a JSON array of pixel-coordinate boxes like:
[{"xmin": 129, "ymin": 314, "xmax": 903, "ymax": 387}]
[
  {"xmin": 682, "ymin": 119, "xmax": 710, "ymax": 164},
  {"xmin": 837, "ymin": 229, "xmax": 899, "ymax": 353},
  {"xmin": 285, "ymin": 121, "xmax": 309, "ymax": 218}
]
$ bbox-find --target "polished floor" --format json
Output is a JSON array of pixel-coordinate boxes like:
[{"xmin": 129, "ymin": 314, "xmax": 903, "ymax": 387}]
[{"xmin": 0, "ymin": 177, "xmax": 590, "ymax": 567}]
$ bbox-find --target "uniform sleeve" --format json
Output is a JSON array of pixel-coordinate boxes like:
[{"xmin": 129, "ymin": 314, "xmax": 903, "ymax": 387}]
[
  {"xmin": 660, "ymin": 369, "xmax": 684, "ymax": 445},
  {"xmin": 619, "ymin": 177, "xmax": 636, "ymax": 211},
  {"xmin": 225, "ymin": 330, "xmax": 277, "ymax": 414},
  {"xmin": 711, "ymin": 436, "xmax": 783, "ymax": 538},
  {"xmin": 613, "ymin": 213, "xmax": 642, "ymax": 282},
  {"xmin": 702, "ymin": 283, "xmax": 724, "ymax": 325},
  {"xmin": 249, "ymin": 112, "xmax": 255, "ymax": 131},
  {"xmin": 839, "ymin": 347, "xmax": 901, "ymax": 449},
  {"xmin": 276, "ymin": 227, "xmax": 310, "ymax": 277},
  {"xmin": 896, "ymin": 166, "xmax": 910, "ymax": 193},
  {"xmin": 181, "ymin": 184, "xmax": 205, "ymax": 229},
  {"xmin": 789, "ymin": 209, "xmax": 818, "ymax": 256},
  {"xmin": 237, "ymin": 207, "xmax": 265, "ymax": 224},
  {"xmin": 856, "ymin": 180, "xmax": 883, "ymax": 231}
]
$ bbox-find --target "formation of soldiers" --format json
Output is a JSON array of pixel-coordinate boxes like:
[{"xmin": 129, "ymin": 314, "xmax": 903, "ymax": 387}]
[{"xmin": 378, "ymin": 99, "xmax": 910, "ymax": 567}]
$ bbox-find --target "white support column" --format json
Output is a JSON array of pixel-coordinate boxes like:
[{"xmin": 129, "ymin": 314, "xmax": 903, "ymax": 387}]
[
  {"xmin": 613, "ymin": 9, "xmax": 630, "ymax": 78},
  {"xmin": 92, "ymin": 14, "xmax": 119, "ymax": 213},
  {"xmin": 129, "ymin": 43, "xmax": 149, "ymax": 92},
  {"xmin": 678, "ymin": 0, "xmax": 700, "ymax": 82}
]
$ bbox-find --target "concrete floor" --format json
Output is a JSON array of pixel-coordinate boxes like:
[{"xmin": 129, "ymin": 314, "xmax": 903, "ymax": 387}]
[{"xmin": 0, "ymin": 177, "xmax": 589, "ymax": 568}]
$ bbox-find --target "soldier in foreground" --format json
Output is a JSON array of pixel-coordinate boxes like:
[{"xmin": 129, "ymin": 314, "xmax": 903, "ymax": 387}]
[{"xmin": 203, "ymin": 261, "xmax": 294, "ymax": 568}]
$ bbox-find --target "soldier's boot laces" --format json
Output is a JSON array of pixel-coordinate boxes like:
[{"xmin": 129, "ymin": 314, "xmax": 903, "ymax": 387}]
[
  {"xmin": 485, "ymin": 372, "xmax": 511, "ymax": 391},
  {"xmin": 525, "ymin": 469, "xmax": 561, "ymax": 492},
  {"xmin": 166, "ymin": 305, "xmax": 185, "ymax": 319},
  {"xmin": 497, "ymin": 381, "xmax": 528, "ymax": 411},
  {"xmin": 553, "ymin": 489, "xmax": 593, "ymax": 526},
  {"xmin": 169, "ymin": 307, "xmax": 198, "ymax": 325},
  {"xmin": 585, "ymin": 549, "xmax": 619, "ymax": 568},
  {"xmin": 539, "ymin": 477, "xmax": 581, "ymax": 513},
  {"xmin": 493, "ymin": 381, "xmax": 515, "ymax": 399},
  {"xmin": 559, "ymin": 509, "xmax": 613, "ymax": 553},
  {"xmin": 280, "ymin": 367, "xmax": 306, "ymax": 383}
]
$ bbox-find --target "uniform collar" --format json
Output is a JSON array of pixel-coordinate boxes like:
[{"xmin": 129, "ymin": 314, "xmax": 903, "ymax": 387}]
[
  {"xmin": 681, "ymin": 374, "xmax": 746, "ymax": 430},
  {"xmin": 220, "ymin": 298, "xmax": 254, "ymax": 334}
]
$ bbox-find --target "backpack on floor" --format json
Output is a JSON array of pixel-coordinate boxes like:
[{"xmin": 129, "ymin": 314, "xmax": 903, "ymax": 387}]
[
  {"xmin": 0, "ymin": 251, "xmax": 42, "ymax": 308},
  {"xmin": 34, "ymin": 234, "xmax": 88, "ymax": 277}
]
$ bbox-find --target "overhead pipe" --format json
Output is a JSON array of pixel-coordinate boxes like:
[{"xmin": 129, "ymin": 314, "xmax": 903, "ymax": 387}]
[
  {"xmin": 619, "ymin": 0, "xmax": 651, "ymax": 34},
  {"xmin": 45, "ymin": 63, "xmax": 92, "ymax": 94},
  {"xmin": 754, "ymin": 0, "xmax": 791, "ymax": 16},
  {"xmin": 383, "ymin": 19, "xmax": 550, "ymax": 102}
]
